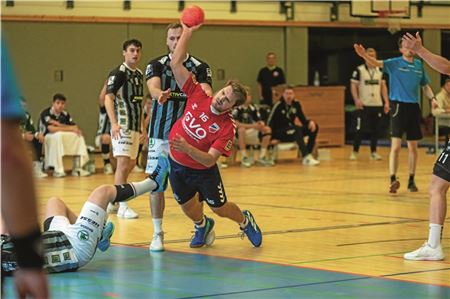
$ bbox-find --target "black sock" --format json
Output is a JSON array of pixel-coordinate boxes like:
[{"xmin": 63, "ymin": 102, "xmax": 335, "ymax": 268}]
[
  {"xmin": 101, "ymin": 144, "xmax": 110, "ymax": 165},
  {"xmin": 390, "ymin": 175, "xmax": 396, "ymax": 183},
  {"xmin": 409, "ymin": 174, "xmax": 415, "ymax": 185}
]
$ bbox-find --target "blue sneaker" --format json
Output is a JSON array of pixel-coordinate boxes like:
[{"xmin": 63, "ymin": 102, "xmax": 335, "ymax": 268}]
[
  {"xmin": 241, "ymin": 210, "xmax": 262, "ymax": 247},
  {"xmin": 97, "ymin": 221, "xmax": 115, "ymax": 252},
  {"xmin": 190, "ymin": 217, "xmax": 215, "ymax": 248},
  {"xmin": 150, "ymin": 153, "xmax": 170, "ymax": 192}
]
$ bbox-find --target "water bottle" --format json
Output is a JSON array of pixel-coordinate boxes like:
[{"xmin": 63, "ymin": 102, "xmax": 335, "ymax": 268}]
[{"xmin": 313, "ymin": 71, "xmax": 320, "ymax": 86}]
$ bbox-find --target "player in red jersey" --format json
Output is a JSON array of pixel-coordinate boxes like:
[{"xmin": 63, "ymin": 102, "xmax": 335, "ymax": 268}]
[{"xmin": 168, "ymin": 22, "xmax": 262, "ymax": 248}]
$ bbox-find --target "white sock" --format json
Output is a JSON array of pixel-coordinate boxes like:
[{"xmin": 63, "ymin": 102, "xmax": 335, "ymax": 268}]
[
  {"xmin": 132, "ymin": 178, "xmax": 157, "ymax": 196},
  {"xmin": 239, "ymin": 216, "xmax": 248, "ymax": 229},
  {"xmin": 259, "ymin": 148, "xmax": 267, "ymax": 159},
  {"xmin": 427, "ymin": 223, "xmax": 443, "ymax": 248},
  {"xmin": 195, "ymin": 216, "xmax": 206, "ymax": 228},
  {"xmin": 240, "ymin": 150, "xmax": 247, "ymax": 158},
  {"xmin": 119, "ymin": 202, "xmax": 128, "ymax": 208},
  {"xmin": 153, "ymin": 218, "xmax": 163, "ymax": 234}
]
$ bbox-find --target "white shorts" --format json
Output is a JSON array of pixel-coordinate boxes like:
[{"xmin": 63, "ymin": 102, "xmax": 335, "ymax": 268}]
[
  {"xmin": 111, "ymin": 129, "xmax": 140, "ymax": 159},
  {"xmin": 244, "ymin": 128, "xmax": 260, "ymax": 145},
  {"xmin": 47, "ymin": 202, "xmax": 106, "ymax": 268},
  {"xmin": 145, "ymin": 138, "xmax": 169, "ymax": 174}
]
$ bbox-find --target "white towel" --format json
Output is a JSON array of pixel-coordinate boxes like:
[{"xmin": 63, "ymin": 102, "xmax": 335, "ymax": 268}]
[{"xmin": 44, "ymin": 132, "xmax": 89, "ymax": 173}]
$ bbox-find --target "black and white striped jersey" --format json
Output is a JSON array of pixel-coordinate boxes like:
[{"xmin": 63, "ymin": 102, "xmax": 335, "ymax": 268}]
[
  {"xmin": 39, "ymin": 107, "xmax": 75, "ymax": 135},
  {"xmin": 145, "ymin": 54, "xmax": 212, "ymax": 140},
  {"xmin": 106, "ymin": 63, "xmax": 144, "ymax": 132}
]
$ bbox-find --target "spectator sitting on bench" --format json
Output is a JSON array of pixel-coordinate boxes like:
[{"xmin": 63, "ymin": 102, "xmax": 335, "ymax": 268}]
[
  {"xmin": 20, "ymin": 97, "xmax": 47, "ymax": 178},
  {"xmin": 232, "ymin": 86, "xmax": 274, "ymax": 167},
  {"xmin": 38, "ymin": 93, "xmax": 90, "ymax": 177},
  {"xmin": 267, "ymin": 86, "xmax": 320, "ymax": 166}
]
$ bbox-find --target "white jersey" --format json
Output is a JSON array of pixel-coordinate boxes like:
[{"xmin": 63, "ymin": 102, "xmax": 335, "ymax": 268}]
[{"xmin": 351, "ymin": 64, "xmax": 384, "ymax": 107}]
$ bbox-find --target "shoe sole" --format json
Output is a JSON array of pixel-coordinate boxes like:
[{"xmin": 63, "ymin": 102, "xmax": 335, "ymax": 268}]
[
  {"xmin": 389, "ymin": 181, "xmax": 400, "ymax": 193},
  {"xmin": 98, "ymin": 223, "xmax": 115, "ymax": 252},
  {"xmin": 404, "ymin": 255, "xmax": 444, "ymax": 261},
  {"xmin": 149, "ymin": 247, "xmax": 165, "ymax": 252}
]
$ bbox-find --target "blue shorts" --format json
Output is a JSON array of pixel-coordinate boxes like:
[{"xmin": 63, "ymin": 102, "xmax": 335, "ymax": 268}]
[{"xmin": 168, "ymin": 157, "xmax": 227, "ymax": 207}]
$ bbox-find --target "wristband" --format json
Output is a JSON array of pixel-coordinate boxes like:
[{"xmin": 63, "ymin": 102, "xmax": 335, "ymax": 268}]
[
  {"xmin": 11, "ymin": 228, "xmax": 44, "ymax": 269},
  {"xmin": 100, "ymin": 106, "xmax": 107, "ymax": 114}
]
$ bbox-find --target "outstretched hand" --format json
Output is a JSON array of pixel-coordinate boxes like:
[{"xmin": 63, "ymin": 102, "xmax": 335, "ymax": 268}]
[
  {"xmin": 158, "ymin": 89, "xmax": 171, "ymax": 105},
  {"xmin": 353, "ymin": 44, "xmax": 367, "ymax": 58},
  {"xmin": 402, "ymin": 32, "xmax": 423, "ymax": 52},
  {"xmin": 180, "ymin": 21, "xmax": 202, "ymax": 32}
]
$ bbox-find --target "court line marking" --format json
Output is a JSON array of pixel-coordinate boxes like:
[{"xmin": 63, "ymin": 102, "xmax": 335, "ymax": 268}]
[
  {"xmin": 175, "ymin": 267, "xmax": 450, "ymax": 299},
  {"xmin": 108, "ymin": 243, "xmax": 450, "ymax": 289},
  {"xmin": 123, "ymin": 218, "xmax": 425, "ymax": 246}
]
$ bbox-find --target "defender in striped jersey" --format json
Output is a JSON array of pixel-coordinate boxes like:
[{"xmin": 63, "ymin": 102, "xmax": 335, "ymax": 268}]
[
  {"xmin": 145, "ymin": 23, "xmax": 212, "ymax": 252},
  {"xmin": 105, "ymin": 39, "xmax": 145, "ymax": 219}
]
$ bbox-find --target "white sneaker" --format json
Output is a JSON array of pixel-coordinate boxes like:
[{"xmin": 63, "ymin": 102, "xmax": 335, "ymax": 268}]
[
  {"xmin": 349, "ymin": 151, "xmax": 358, "ymax": 160},
  {"xmin": 149, "ymin": 232, "xmax": 165, "ymax": 252},
  {"xmin": 404, "ymin": 242, "xmax": 445, "ymax": 261},
  {"xmin": 53, "ymin": 171, "xmax": 66, "ymax": 178},
  {"xmin": 72, "ymin": 168, "xmax": 91, "ymax": 177},
  {"xmin": 219, "ymin": 161, "xmax": 228, "ymax": 169},
  {"xmin": 302, "ymin": 154, "xmax": 320, "ymax": 166},
  {"xmin": 107, "ymin": 203, "xmax": 119, "ymax": 214},
  {"xmin": 131, "ymin": 165, "xmax": 144, "ymax": 173},
  {"xmin": 117, "ymin": 206, "xmax": 139, "ymax": 219},
  {"xmin": 370, "ymin": 152, "xmax": 382, "ymax": 161},
  {"xmin": 103, "ymin": 163, "xmax": 114, "ymax": 175},
  {"xmin": 241, "ymin": 157, "xmax": 252, "ymax": 168},
  {"xmin": 33, "ymin": 161, "xmax": 48, "ymax": 178}
]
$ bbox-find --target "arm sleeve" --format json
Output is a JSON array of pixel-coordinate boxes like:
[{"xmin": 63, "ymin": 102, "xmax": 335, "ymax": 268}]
[
  {"xmin": 420, "ymin": 63, "xmax": 431, "ymax": 86},
  {"xmin": 279, "ymin": 68, "xmax": 286, "ymax": 84},
  {"xmin": 382, "ymin": 58, "xmax": 394, "ymax": 75},
  {"xmin": 256, "ymin": 69, "xmax": 263, "ymax": 84},
  {"xmin": 181, "ymin": 75, "xmax": 205, "ymax": 101},
  {"xmin": 195, "ymin": 63, "xmax": 213, "ymax": 86},
  {"xmin": 38, "ymin": 110, "xmax": 49, "ymax": 134},
  {"xmin": 296, "ymin": 102, "xmax": 309, "ymax": 125},
  {"xmin": 267, "ymin": 102, "xmax": 281, "ymax": 129},
  {"xmin": 145, "ymin": 60, "xmax": 162, "ymax": 81},
  {"xmin": 211, "ymin": 125, "xmax": 235, "ymax": 157},
  {"xmin": 350, "ymin": 67, "xmax": 360, "ymax": 82},
  {"xmin": 106, "ymin": 69, "xmax": 126, "ymax": 95}
]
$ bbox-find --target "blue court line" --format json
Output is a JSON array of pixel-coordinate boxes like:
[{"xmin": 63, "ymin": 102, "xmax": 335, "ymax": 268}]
[{"xmin": 3, "ymin": 246, "xmax": 449, "ymax": 299}]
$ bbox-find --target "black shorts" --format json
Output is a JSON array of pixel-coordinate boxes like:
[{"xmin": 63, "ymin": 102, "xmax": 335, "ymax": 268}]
[
  {"xmin": 355, "ymin": 106, "xmax": 384, "ymax": 134},
  {"xmin": 433, "ymin": 143, "xmax": 450, "ymax": 182},
  {"xmin": 390, "ymin": 101, "xmax": 422, "ymax": 140},
  {"xmin": 168, "ymin": 157, "xmax": 228, "ymax": 208}
]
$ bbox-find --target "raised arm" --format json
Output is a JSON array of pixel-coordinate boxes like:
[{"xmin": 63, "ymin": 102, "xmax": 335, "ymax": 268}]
[
  {"xmin": 353, "ymin": 44, "xmax": 383, "ymax": 68},
  {"xmin": 402, "ymin": 32, "xmax": 450, "ymax": 75},
  {"xmin": 170, "ymin": 23, "xmax": 200, "ymax": 89}
]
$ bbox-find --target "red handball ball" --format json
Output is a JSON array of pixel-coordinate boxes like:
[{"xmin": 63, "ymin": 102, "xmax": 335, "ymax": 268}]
[{"xmin": 181, "ymin": 5, "xmax": 205, "ymax": 28}]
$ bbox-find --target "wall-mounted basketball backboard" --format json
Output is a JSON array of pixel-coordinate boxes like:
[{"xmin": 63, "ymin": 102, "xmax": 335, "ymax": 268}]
[{"xmin": 351, "ymin": 0, "xmax": 411, "ymax": 18}]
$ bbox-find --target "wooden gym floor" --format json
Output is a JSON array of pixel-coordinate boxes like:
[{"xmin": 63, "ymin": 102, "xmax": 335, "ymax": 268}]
[{"xmin": 3, "ymin": 146, "xmax": 449, "ymax": 298}]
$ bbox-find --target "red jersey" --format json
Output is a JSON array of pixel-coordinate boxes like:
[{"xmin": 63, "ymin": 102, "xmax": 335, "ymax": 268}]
[{"xmin": 169, "ymin": 75, "xmax": 235, "ymax": 169}]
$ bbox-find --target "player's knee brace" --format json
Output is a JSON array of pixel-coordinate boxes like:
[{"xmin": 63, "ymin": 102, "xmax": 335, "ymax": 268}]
[{"xmin": 113, "ymin": 184, "xmax": 136, "ymax": 203}]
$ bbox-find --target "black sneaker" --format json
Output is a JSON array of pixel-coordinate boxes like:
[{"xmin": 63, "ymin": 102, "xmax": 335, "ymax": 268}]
[{"xmin": 408, "ymin": 181, "xmax": 418, "ymax": 192}]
